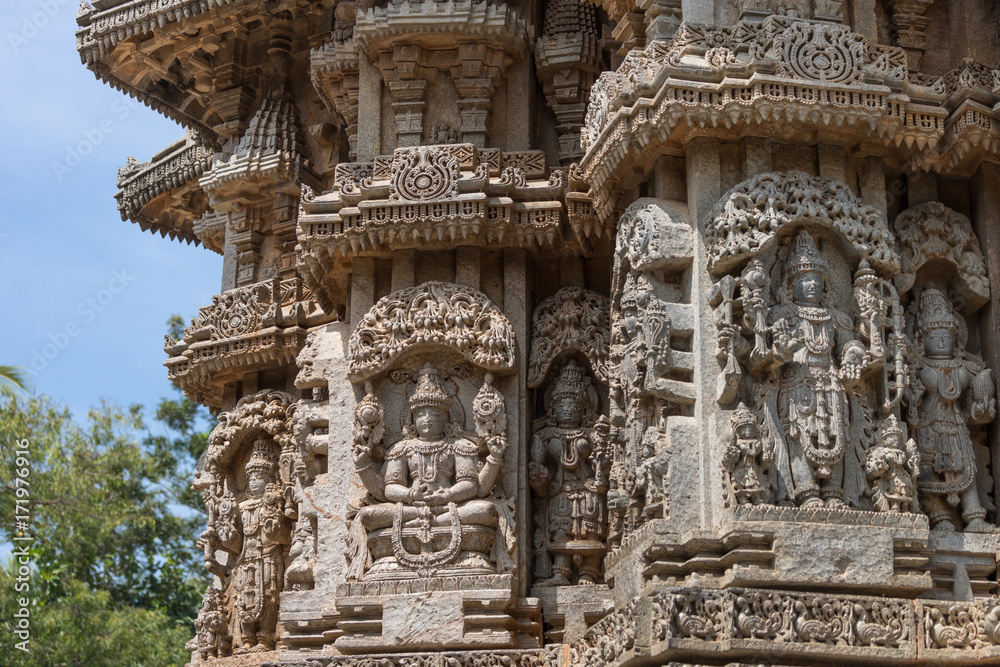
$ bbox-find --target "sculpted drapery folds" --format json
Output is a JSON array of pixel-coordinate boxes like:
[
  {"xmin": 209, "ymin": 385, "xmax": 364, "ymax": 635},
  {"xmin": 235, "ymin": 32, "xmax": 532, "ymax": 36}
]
[
  {"xmin": 192, "ymin": 390, "xmax": 302, "ymax": 658},
  {"xmin": 905, "ymin": 286, "xmax": 996, "ymax": 532},
  {"xmin": 708, "ymin": 173, "xmax": 914, "ymax": 512},
  {"xmin": 764, "ymin": 230, "xmax": 870, "ymax": 508},
  {"xmin": 530, "ymin": 361, "xmax": 611, "ymax": 585},
  {"xmin": 346, "ymin": 364, "xmax": 515, "ymax": 579}
]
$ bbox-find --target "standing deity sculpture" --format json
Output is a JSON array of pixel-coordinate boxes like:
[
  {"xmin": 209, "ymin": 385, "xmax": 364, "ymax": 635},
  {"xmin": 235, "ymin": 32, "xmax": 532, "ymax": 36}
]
[
  {"xmin": 865, "ymin": 415, "xmax": 920, "ymax": 513},
  {"xmin": 530, "ymin": 361, "xmax": 610, "ymax": 585},
  {"xmin": 186, "ymin": 586, "xmax": 229, "ymax": 661},
  {"xmin": 346, "ymin": 363, "xmax": 515, "ymax": 579},
  {"xmin": 723, "ymin": 402, "xmax": 771, "ymax": 505},
  {"xmin": 906, "ymin": 286, "xmax": 996, "ymax": 532},
  {"xmin": 765, "ymin": 231, "xmax": 870, "ymax": 508},
  {"xmin": 209, "ymin": 439, "xmax": 290, "ymax": 654}
]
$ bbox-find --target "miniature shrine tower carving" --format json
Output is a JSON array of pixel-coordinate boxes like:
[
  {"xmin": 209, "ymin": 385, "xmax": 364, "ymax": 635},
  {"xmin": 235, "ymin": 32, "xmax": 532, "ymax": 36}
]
[{"xmin": 78, "ymin": 0, "xmax": 1000, "ymax": 664}]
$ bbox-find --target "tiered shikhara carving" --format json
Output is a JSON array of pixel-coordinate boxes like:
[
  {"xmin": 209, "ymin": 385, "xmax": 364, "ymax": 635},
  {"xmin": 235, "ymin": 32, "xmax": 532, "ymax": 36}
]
[{"xmin": 78, "ymin": 0, "xmax": 1000, "ymax": 664}]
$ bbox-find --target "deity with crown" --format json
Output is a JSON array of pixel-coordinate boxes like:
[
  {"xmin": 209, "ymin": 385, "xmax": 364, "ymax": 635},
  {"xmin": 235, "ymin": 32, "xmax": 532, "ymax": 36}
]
[
  {"xmin": 529, "ymin": 361, "xmax": 610, "ymax": 585},
  {"xmin": 224, "ymin": 439, "xmax": 290, "ymax": 654},
  {"xmin": 347, "ymin": 364, "xmax": 513, "ymax": 579},
  {"xmin": 906, "ymin": 286, "xmax": 996, "ymax": 532},
  {"xmin": 865, "ymin": 415, "xmax": 921, "ymax": 514},
  {"xmin": 764, "ymin": 231, "xmax": 870, "ymax": 508},
  {"xmin": 723, "ymin": 402, "xmax": 771, "ymax": 505}
]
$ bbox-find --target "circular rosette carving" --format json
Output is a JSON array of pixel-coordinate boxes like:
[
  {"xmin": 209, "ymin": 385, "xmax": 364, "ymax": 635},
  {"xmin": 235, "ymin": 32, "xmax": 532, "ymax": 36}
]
[
  {"xmin": 527, "ymin": 287, "xmax": 610, "ymax": 387},
  {"xmin": 348, "ymin": 282, "xmax": 515, "ymax": 381},
  {"xmin": 706, "ymin": 171, "xmax": 899, "ymax": 276},
  {"xmin": 776, "ymin": 21, "xmax": 865, "ymax": 84}
]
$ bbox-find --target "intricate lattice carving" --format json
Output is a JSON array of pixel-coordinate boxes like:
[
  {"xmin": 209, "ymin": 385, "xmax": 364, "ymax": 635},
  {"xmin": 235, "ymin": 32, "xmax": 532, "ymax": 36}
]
[
  {"xmin": 348, "ymin": 282, "xmax": 516, "ymax": 381},
  {"xmin": 527, "ymin": 287, "xmax": 610, "ymax": 387},
  {"xmin": 894, "ymin": 202, "xmax": 990, "ymax": 307},
  {"xmin": 706, "ymin": 172, "xmax": 899, "ymax": 275}
]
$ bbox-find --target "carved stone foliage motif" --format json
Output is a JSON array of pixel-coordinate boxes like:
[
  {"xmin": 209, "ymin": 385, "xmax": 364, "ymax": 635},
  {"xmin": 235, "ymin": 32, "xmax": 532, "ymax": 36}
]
[
  {"xmin": 193, "ymin": 390, "xmax": 305, "ymax": 657},
  {"xmin": 347, "ymin": 282, "xmax": 516, "ymax": 381},
  {"xmin": 345, "ymin": 364, "xmax": 515, "ymax": 580},
  {"xmin": 389, "ymin": 145, "xmax": 464, "ymax": 201},
  {"xmin": 527, "ymin": 287, "xmax": 610, "ymax": 387},
  {"xmin": 894, "ymin": 202, "xmax": 991, "ymax": 309},
  {"xmin": 709, "ymin": 173, "xmax": 911, "ymax": 512},
  {"xmin": 607, "ymin": 199, "xmax": 694, "ymax": 544},
  {"xmin": 706, "ymin": 171, "xmax": 899, "ymax": 276}
]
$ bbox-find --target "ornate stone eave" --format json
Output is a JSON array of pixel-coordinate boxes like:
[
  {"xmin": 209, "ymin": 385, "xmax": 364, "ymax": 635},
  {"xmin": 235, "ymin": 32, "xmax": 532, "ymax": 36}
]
[
  {"xmin": 310, "ymin": 37, "xmax": 361, "ymax": 160},
  {"xmin": 115, "ymin": 131, "xmax": 215, "ymax": 249},
  {"xmin": 296, "ymin": 144, "xmax": 601, "ymax": 314},
  {"xmin": 76, "ymin": 0, "xmax": 335, "ymax": 146},
  {"xmin": 912, "ymin": 59, "xmax": 1000, "ymax": 174},
  {"xmin": 164, "ymin": 277, "xmax": 329, "ymax": 408},
  {"xmin": 578, "ymin": 17, "xmax": 959, "ymax": 220}
]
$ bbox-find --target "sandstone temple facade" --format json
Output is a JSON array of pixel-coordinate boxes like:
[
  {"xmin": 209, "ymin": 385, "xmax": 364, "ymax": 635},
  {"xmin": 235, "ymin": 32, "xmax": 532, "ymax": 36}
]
[{"xmin": 78, "ymin": 0, "xmax": 1000, "ymax": 664}]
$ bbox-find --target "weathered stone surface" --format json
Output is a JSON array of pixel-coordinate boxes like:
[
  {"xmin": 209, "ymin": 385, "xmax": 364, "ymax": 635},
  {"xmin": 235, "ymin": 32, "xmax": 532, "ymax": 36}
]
[{"xmin": 78, "ymin": 0, "xmax": 1000, "ymax": 665}]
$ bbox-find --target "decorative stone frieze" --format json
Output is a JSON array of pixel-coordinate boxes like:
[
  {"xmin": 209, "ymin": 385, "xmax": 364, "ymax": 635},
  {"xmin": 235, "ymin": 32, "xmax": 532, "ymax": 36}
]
[
  {"xmin": 165, "ymin": 277, "xmax": 324, "ymax": 408},
  {"xmin": 578, "ymin": 16, "xmax": 961, "ymax": 217},
  {"xmin": 79, "ymin": 0, "xmax": 1000, "ymax": 664},
  {"xmin": 115, "ymin": 131, "xmax": 214, "ymax": 248}
]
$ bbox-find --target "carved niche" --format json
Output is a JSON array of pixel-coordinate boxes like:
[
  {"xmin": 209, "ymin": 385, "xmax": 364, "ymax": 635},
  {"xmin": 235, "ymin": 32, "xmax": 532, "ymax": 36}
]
[
  {"xmin": 607, "ymin": 198, "xmax": 695, "ymax": 545},
  {"xmin": 192, "ymin": 390, "xmax": 306, "ymax": 657},
  {"xmin": 527, "ymin": 287, "xmax": 611, "ymax": 585},
  {"xmin": 895, "ymin": 203, "xmax": 997, "ymax": 533},
  {"xmin": 707, "ymin": 172, "xmax": 910, "ymax": 512},
  {"xmin": 343, "ymin": 282, "xmax": 518, "ymax": 581}
]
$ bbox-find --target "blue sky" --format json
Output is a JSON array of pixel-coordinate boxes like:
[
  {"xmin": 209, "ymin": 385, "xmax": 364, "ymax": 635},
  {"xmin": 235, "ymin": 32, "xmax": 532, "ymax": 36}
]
[{"xmin": 1, "ymin": 2, "xmax": 221, "ymax": 421}]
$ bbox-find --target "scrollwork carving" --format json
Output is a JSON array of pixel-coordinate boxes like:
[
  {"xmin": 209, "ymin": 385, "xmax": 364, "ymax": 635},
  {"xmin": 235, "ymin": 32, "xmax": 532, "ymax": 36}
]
[{"xmin": 348, "ymin": 282, "xmax": 516, "ymax": 381}]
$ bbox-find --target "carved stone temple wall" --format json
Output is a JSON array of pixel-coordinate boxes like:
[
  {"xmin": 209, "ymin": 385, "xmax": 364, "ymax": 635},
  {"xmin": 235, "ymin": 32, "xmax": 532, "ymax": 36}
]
[{"xmin": 79, "ymin": 0, "xmax": 1000, "ymax": 664}]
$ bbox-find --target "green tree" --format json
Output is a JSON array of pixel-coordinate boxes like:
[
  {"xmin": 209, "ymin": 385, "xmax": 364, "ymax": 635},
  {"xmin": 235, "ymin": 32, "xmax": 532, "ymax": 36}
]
[
  {"xmin": 0, "ymin": 567, "xmax": 192, "ymax": 667},
  {"xmin": 0, "ymin": 364, "xmax": 27, "ymax": 396}
]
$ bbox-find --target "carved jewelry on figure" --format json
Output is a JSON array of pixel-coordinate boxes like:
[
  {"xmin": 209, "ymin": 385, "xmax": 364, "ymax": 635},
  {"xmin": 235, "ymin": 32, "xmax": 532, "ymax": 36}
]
[
  {"xmin": 906, "ymin": 286, "xmax": 996, "ymax": 533},
  {"xmin": 530, "ymin": 361, "xmax": 610, "ymax": 585},
  {"xmin": 346, "ymin": 363, "xmax": 515, "ymax": 579},
  {"xmin": 723, "ymin": 402, "xmax": 771, "ymax": 506}
]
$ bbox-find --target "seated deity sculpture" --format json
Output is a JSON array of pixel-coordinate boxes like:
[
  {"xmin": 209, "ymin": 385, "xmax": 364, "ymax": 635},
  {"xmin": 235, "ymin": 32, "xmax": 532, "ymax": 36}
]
[
  {"xmin": 765, "ymin": 231, "xmax": 869, "ymax": 508},
  {"xmin": 529, "ymin": 360, "xmax": 610, "ymax": 585},
  {"xmin": 347, "ymin": 363, "xmax": 512, "ymax": 578},
  {"xmin": 907, "ymin": 286, "xmax": 996, "ymax": 532}
]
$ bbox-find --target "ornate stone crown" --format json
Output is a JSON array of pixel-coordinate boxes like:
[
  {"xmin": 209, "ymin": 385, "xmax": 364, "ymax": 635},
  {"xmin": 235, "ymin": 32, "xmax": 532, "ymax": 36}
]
[
  {"xmin": 245, "ymin": 439, "xmax": 277, "ymax": 477},
  {"xmin": 409, "ymin": 363, "xmax": 452, "ymax": 412},
  {"xmin": 879, "ymin": 414, "xmax": 904, "ymax": 446},
  {"xmin": 785, "ymin": 230, "xmax": 829, "ymax": 278},
  {"xmin": 550, "ymin": 360, "xmax": 590, "ymax": 407},
  {"xmin": 731, "ymin": 402, "xmax": 758, "ymax": 433},
  {"xmin": 917, "ymin": 285, "xmax": 959, "ymax": 334}
]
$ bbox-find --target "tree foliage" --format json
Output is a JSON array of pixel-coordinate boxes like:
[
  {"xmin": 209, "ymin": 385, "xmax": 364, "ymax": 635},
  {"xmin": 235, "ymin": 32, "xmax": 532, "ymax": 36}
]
[{"xmin": 0, "ymin": 325, "xmax": 213, "ymax": 665}]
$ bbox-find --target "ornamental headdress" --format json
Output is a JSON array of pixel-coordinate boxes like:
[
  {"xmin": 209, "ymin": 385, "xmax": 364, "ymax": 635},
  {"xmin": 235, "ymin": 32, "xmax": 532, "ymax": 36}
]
[
  {"xmin": 730, "ymin": 402, "xmax": 759, "ymax": 435},
  {"xmin": 916, "ymin": 285, "xmax": 959, "ymax": 335},
  {"xmin": 879, "ymin": 414, "xmax": 904, "ymax": 448},
  {"xmin": 785, "ymin": 230, "xmax": 829, "ymax": 279},
  {"xmin": 244, "ymin": 438, "xmax": 278, "ymax": 478},
  {"xmin": 408, "ymin": 363, "xmax": 452, "ymax": 413}
]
